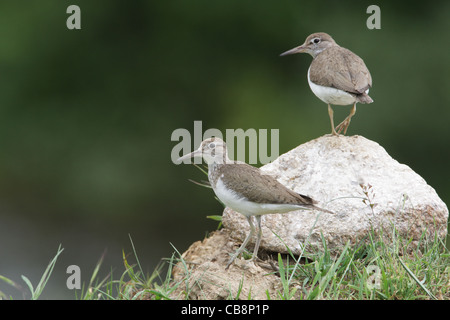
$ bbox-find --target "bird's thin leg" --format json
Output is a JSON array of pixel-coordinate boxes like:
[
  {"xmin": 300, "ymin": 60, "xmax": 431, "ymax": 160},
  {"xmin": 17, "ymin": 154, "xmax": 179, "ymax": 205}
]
[
  {"xmin": 251, "ymin": 215, "xmax": 262, "ymax": 262},
  {"xmin": 328, "ymin": 104, "xmax": 338, "ymax": 135},
  {"xmin": 226, "ymin": 216, "xmax": 255, "ymax": 269},
  {"xmin": 336, "ymin": 103, "xmax": 357, "ymax": 135}
]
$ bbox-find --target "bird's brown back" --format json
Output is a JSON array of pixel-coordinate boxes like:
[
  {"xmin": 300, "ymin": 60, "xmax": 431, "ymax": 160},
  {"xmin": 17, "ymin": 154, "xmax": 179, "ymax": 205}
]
[
  {"xmin": 214, "ymin": 163, "xmax": 317, "ymax": 206},
  {"xmin": 310, "ymin": 46, "xmax": 372, "ymax": 96}
]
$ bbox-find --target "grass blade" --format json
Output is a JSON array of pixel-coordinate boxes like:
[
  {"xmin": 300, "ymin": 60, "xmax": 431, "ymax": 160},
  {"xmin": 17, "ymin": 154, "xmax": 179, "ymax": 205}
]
[
  {"xmin": 22, "ymin": 244, "xmax": 64, "ymax": 300},
  {"xmin": 398, "ymin": 256, "xmax": 437, "ymax": 300},
  {"xmin": 20, "ymin": 275, "xmax": 34, "ymax": 297}
]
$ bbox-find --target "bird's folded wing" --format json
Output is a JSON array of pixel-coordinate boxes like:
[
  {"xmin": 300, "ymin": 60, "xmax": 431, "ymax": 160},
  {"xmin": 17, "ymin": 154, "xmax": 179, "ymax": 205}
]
[
  {"xmin": 310, "ymin": 46, "xmax": 372, "ymax": 94},
  {"xmin": 219, "ymin": 164, "xmax": 315, "ymax": 206}
]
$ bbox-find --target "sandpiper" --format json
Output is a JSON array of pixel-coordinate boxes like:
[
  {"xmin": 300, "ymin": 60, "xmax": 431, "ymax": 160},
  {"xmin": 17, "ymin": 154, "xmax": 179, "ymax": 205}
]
[
  {"xmin": 281, "ymin": 32, "xmax": 373, "ymax": 135},
  {"xmin": 178, "ymin": 137, "xmax": 333, "ymax": 269}
]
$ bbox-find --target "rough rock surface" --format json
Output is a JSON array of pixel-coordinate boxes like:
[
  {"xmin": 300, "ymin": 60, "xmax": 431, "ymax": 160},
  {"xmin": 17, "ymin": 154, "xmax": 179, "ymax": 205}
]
[
  {"xmin": 223, "ymin": 135, "xmax": 448, "ymax": 255},
  {"xmin": 170, "ymin": 229, "xmax": 283, "ymax": 300}
]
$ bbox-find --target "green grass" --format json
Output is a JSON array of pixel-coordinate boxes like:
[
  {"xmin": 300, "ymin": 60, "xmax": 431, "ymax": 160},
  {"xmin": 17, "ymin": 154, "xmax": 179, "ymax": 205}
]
[
  {"xmin": 1, "ymin": 228, "xmax": 449, "ymax": 300},
  {"xmin": 0, "ymin": 244, "xmax": 64, "ymax": 300},
  {"xmin": 273, "ymin": 227, "xmax": 450, "ymax": 300},
  {"xmin": 76, "ymin": 236, "xmax": 184, "ymax": 300}
]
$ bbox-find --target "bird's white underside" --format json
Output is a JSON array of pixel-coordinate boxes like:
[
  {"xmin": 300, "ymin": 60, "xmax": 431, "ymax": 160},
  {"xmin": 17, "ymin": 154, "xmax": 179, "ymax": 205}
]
[
  {"xmin": 307, "ymin": 67, "xmax": 369, "ymax": 105},
  {"xmin": 214, "ymin": 177, "xmax": 306, "ymax": 217}
]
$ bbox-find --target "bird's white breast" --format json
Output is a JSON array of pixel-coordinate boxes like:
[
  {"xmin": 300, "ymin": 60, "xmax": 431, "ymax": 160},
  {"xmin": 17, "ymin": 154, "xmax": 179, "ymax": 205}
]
[{"xmin": 307, "ymin": 67, "xmax": 358, "ymax": 106}]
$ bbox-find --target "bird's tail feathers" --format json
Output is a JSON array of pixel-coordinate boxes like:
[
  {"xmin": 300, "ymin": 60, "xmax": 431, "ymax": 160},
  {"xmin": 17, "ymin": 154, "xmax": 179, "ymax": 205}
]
[
  {"xmin": 297, "ymin": 193, "xmax": 335, "ymax": 214},
  {"xmin": 312, "ymin": 204, "xmax": 335, "ymax": 215},
  {"xmin": 356, "ymin": 93, "xmax": 373, "ymax": 104},
  {"xmin": 297, "ymin": 193, "xmax": 317, "ymax": 205}
]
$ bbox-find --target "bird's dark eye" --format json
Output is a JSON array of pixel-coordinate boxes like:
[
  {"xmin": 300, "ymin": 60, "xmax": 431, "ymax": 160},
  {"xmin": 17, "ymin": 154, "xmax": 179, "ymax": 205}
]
[
  {"xmin": 208, "ymin": 143, "xmax": 216, "ymax": 149},
  {"xmin": 312, "ymin": 38, "xmax": 320, "ymax": 44}
]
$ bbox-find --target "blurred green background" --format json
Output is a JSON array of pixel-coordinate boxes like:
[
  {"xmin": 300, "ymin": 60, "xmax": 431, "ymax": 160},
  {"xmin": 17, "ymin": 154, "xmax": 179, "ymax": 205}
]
[{"xmin": 0, "ymin": 1, "xmax": 448, "ymax": 299}]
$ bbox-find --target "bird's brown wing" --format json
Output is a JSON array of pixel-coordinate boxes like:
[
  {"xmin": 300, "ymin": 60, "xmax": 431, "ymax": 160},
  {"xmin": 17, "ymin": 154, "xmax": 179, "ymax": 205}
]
[
  {"xmin": 218, "ymin": 163, "xmax": 316, "ymax": 206},
  {"xmin": 310, "ymin": 46, "xmax": 372, "ymax": 95}
]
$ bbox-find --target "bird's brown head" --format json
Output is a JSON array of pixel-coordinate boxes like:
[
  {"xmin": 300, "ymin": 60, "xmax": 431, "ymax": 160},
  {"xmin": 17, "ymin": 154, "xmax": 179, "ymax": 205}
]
[
  {"xmin": 177, "ymin": 137, "xmax": 229, "ymax": 165},
  {"xmin": 280, "ymin": 32, "xmax": 337, "ymax": 58}
]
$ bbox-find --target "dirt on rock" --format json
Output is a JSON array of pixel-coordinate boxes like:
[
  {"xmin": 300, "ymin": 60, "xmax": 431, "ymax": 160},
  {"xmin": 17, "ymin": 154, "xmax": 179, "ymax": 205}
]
[{"xmin": 169, "ymin": 229, "xmax": 285, "ymax": 300}]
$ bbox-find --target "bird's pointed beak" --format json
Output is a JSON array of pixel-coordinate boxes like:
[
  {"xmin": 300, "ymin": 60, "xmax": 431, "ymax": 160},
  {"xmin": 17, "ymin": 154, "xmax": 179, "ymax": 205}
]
[
  {"xmin": 280, "ymin": 45, "xmax": 306, "ymax": 56},
  {"xmin": 177, "ymin": 147, "xmax": 202, "ymax": 163}
]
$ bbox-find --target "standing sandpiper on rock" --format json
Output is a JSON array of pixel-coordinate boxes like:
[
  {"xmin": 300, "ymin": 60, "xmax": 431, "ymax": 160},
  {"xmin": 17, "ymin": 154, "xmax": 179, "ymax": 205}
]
[
  {"xmin": 281, "ymin": 32, "xmax": 373, "ymax": 135},
  {"xmin": 178, "ymin": 137, "xmax": 333, "ymax": 269}
]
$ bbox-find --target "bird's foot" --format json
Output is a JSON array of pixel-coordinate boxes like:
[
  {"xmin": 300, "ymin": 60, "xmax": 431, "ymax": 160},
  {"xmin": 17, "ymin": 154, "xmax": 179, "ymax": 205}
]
[
  {"xmin": 225, "ymin": 256, "xmax": 237, "ymax": 270},
  {"xmin": 225, "ymin": 251, "xmax": 244, "ymax": 270},
  {"xmin": 335, "ymin": 119, "xmax": 350, "ymax": 135},
  {"xmin": 226, "ymin": 252, "xmax": 260, "ymax": 270}
]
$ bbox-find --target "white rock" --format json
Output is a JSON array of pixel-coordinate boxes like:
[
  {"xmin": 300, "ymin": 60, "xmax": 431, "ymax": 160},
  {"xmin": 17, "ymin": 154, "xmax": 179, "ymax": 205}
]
[{"xmin": 223, "ymin": 135, "xmax": 449, "ymax": 255}]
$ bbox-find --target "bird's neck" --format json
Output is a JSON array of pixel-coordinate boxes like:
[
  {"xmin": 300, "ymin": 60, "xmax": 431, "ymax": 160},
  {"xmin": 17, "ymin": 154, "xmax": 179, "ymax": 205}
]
[{"xmin": 208, "ymin": 162, "xmax": 224, "ymax": 188}]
